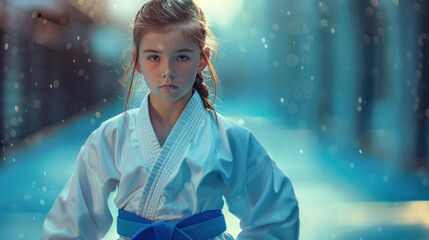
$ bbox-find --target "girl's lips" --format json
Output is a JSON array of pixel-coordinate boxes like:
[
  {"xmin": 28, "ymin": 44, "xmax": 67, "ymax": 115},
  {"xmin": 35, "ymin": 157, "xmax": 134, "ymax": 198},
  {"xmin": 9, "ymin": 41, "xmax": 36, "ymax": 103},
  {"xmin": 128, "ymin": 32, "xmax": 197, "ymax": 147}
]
[{"xmin": 160, "ymin": 85, "xmax": 177, "ymax": 90}]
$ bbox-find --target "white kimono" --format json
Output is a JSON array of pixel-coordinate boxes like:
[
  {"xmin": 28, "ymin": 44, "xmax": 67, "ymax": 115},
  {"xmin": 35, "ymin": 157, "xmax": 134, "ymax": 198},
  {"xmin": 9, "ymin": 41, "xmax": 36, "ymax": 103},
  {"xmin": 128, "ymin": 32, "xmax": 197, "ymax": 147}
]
[{"xmin": 41, "ymin": 90, "xmax": 299, "ymax": 240}]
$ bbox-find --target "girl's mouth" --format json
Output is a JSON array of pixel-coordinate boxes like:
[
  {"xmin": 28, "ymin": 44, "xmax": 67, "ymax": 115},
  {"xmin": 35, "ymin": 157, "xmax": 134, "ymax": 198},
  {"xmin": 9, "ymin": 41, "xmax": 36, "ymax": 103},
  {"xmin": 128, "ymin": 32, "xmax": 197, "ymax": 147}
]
[{"xmin": 160, "ymin": 85, "xmax": 178, "ymax": 91}]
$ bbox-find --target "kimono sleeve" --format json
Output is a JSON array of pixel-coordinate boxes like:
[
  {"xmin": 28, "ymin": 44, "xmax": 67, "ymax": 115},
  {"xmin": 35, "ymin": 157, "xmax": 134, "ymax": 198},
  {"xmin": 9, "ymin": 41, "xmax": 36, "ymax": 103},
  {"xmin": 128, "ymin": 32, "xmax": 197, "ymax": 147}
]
[
  {"xmin": 225, "ymin": 131, "xmax": 299, "ymax": 240},
  {"xmin": 41, "ymin": 127, "xmax": 119, "ymax": 239}
]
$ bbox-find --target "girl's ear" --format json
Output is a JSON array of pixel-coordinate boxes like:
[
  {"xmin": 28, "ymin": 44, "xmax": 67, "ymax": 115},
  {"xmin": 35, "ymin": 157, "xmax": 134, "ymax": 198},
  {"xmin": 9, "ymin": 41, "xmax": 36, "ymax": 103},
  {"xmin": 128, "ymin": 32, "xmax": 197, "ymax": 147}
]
[
  {"xmin": 132, "ymin": 50, "xmax": 143, "ymax": 74},
  {"xmin": 197, "ymin": 48, "xmax": 210, "ymax": 73}
]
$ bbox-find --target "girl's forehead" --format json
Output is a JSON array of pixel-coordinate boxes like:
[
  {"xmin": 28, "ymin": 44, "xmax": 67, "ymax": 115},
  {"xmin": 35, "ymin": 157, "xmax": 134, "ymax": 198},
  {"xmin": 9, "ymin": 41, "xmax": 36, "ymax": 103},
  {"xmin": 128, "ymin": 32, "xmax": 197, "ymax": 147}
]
[{"xmin": 139, "ymin": 28, "xmax": 198, "ymax": 51}]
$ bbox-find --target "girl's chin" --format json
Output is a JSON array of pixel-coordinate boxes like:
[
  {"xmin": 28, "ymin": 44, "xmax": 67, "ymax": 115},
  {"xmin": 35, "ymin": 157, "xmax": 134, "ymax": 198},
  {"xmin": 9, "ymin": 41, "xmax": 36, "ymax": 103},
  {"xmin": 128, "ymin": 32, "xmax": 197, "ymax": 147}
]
[{"xmin": 150, "ymin": 88, "xmax": 193, "ymax": 102}]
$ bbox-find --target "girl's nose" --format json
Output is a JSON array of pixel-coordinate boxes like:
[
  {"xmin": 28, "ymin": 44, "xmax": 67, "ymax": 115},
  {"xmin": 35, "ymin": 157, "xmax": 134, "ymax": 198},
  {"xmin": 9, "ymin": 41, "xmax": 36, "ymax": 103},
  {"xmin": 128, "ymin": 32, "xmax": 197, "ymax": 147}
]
[
  {"xmin": 162, "ymin": 59, "xmax": 175, "ymax": 79},
  {"xmin": 162, "ymin": 72, "xmax": 175, "ymax": 79}
]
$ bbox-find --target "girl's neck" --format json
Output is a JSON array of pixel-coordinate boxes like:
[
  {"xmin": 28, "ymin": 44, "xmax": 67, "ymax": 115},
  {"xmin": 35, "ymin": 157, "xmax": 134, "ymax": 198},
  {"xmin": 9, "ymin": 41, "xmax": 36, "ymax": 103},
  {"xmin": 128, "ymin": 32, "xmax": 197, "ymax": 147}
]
[{"xmin": 148, "ymin": 91, "xmax": 192, "ymax": 127}]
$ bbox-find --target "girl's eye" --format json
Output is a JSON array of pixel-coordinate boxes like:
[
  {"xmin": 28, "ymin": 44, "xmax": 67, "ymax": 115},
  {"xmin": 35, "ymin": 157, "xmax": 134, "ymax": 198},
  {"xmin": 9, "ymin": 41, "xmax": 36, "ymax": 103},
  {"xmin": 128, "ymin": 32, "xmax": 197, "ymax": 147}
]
[
  {"xmin": 177, "ymin": 55, "xmax": 189, "ymax": 61},
  {"xmin": 148, "ymin": 55, "xmax": 160, "ymax": 62}
]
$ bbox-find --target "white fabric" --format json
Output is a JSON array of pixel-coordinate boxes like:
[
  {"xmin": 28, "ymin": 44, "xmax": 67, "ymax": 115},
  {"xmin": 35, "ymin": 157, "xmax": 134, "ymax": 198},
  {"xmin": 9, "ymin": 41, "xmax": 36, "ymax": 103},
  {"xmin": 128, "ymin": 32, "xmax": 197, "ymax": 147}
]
[{"xmin": 41, "ymin": 90, "xmax": 299, "ymax": 239}]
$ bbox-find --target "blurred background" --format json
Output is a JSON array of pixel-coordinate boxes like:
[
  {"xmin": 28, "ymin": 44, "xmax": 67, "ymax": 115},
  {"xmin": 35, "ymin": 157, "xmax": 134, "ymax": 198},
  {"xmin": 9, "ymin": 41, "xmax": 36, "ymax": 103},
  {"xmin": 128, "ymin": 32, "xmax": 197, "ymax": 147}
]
[{"xmin": 0, "ymin": 0, "xmax": 428, "ymax": 239}]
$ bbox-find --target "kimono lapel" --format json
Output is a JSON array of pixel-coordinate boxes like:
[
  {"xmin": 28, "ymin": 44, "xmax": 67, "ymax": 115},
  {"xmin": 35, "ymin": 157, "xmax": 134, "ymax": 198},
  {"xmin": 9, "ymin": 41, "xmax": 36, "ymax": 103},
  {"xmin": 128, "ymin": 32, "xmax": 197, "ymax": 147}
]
[
  {"xmin": 135, "ymin": 93, "xmax": 162, "ymax": 171},
  {"xmin": 135, "ymin": 90, "xmax": 206, "ymax": 219}
]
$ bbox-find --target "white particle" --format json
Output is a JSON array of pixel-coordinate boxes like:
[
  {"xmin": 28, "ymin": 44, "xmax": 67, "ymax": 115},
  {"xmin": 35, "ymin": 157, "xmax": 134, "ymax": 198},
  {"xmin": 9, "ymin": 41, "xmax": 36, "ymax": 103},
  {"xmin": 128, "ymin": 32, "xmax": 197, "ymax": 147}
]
[
  {"xmin": 42, "ymin": 186, "xmax": 47, "ymax": 192},
  {"xmin": 272, "ymin": 60, "xmax": 279, "ymax": 68},
  {"xmin": 184, "ymin": 182, "xmax": 192, "ymax": 190},
  {"xmin": 357, "ymin": 106, "xmax": 362, "ymax": 112},
  {"xmin": 321, "ymin": 19, "xmax": 328, "ymax": 28},
  {"xmin": 40, "ymin": 199, "xmax": 45, "ymax": 206},
  {"xmin": 262, "ymin": 38, "xmax": 266, "ymax": 43},
  {"xmin": 299, "ymin": 149, "xmax": 303, "ymax": 154},
  {"xmin": 383, "ymin": 176, "xmax": 389, "ymax": 182},
  {"xmin": 238, "ymin": 119, "xmax": 245, "ymax": 125},
  {"xmin": 250, "ymin": 28, "xmax": 258, "ymax": 36},
  {"xmin": 53, "ymin": 80, "xmax": 60, "ymax": 88},
  {"xmin": 24, "ymin": 194, "xmax": 32, "ymax": 202},
  {"xmin": 272, "ymin": 24, "xmax": 279, "ymax": 31},
  {"xmin": 114, "ymin": 4, "xmax": 116, "ymax": 8},
  {"xmin": 43, "ymin": 171, "xmax": 47, "ymax": 176},
  {"xmin": 280, "ymin": 98, "xmax": 284, "ymax": 103},
  {"xmin": 359, "ymin": 149, "xmax": 363, "ymax": 154},
  {"xmin": 77, "ymin": 36, "xmax": 80, "ymax": 40},
  {"xmin": 264, "ymin": 44, "xmax": 268, "ymax": 48}
]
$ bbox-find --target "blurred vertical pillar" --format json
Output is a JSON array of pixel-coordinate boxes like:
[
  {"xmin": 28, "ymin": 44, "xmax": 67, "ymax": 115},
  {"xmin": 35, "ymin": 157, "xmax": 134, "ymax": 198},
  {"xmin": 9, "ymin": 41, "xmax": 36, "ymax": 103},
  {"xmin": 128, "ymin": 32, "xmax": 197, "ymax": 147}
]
[
  {"xmin": 316, "ymin": 0, "xmax": 334, "ymax": 132},
  {"xmin": 395, "ymin": 0, "xmax": 424, "ymax": 171},
  {"xmin": 415, "ymin": 0, "xmax": 429, "ymax": 170},
  {"xmin": 0, "ymin": 4, "xmax": 26, "ymax": 155},
  {"xmin": 0, "ymin": 25, "xmax": 4, "ymax": 155},
  {"xmin": 325, "ymin": 0, "xmax": 361, "ymax": 144},
  {"xmin": 264, "ymin": 0, "xmax": 321, "ymax": 129},
  {"xmin": 370, "ymin": 1, "xmax": 408, "ymax": 165},
  {"xmin": 352, "ymin": 0, "xmax": 377, "ymax": 154}
]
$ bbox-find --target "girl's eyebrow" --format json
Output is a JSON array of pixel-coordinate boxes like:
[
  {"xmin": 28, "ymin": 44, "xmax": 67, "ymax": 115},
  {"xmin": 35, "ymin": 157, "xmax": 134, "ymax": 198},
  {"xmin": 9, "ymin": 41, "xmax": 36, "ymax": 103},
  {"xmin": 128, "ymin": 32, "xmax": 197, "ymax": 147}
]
[
  {"xmin": 142, "ymin": 48, "xmax": 194, "ymax": 53},
  {"xmin": 176, "ymin": 48, "xmax": 194, "ymax": 53}
]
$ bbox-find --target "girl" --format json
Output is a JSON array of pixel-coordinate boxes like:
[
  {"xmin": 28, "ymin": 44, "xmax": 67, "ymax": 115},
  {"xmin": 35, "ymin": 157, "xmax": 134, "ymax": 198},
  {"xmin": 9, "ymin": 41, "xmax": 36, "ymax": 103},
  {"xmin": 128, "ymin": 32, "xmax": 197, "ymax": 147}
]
[{"xmin": 42, "ymin": 0, "xmax": 300, "ymax": 239}]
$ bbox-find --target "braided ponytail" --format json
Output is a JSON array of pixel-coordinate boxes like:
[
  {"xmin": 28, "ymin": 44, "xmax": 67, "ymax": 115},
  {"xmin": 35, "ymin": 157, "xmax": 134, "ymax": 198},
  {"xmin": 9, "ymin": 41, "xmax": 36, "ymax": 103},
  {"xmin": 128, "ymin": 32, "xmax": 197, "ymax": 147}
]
[
  {"xmin": 193, "ymin": 72, "xmax": 213, "ymax": 111},
  {"xmin": 193, "ymin": 49, "xmax": 219, "ymax": 123}
]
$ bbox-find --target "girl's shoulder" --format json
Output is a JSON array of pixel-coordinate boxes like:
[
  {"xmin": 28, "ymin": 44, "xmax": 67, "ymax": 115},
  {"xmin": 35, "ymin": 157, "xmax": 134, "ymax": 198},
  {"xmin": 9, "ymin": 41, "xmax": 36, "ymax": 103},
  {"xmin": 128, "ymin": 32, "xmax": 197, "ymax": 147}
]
[
  {"xmin": 205, "ymin": 110, "xmax": 253, "ymax": 143},
  {"xmin": 100, "ymin": 108, "xmax": 138, "ymax": 128},
  {"xmin": 88, "ymin": 108, "xmax": 139, "ymax": 142}
]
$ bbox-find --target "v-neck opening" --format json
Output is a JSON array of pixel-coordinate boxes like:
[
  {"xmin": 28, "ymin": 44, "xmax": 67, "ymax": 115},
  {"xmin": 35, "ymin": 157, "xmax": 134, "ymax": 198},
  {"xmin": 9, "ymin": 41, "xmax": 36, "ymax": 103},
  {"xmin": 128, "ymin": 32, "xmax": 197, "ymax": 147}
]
[
  {"xmin": 135, "ymin": 90, "xmax": 205, "ymax": 171},
  {"xmin": 146, "ymin": 94, "xmax": 189, "ymax": 151}
]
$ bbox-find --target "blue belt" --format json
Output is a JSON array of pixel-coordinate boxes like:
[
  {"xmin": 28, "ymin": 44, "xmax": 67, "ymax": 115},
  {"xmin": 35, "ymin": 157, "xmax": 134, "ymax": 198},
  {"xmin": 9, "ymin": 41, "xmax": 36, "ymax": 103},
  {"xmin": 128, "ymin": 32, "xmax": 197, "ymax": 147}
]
[{"xmin": 117, "ymin": 209, "xmax": 226, "ymax": 240}]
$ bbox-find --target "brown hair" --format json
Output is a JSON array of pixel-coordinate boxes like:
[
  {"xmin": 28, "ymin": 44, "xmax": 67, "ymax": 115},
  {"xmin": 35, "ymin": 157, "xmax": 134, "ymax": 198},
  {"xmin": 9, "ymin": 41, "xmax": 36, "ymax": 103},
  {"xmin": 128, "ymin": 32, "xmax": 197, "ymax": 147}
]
[{"xmin": 120, "ymin": 0, "xmax": 219, "ymax": 114}]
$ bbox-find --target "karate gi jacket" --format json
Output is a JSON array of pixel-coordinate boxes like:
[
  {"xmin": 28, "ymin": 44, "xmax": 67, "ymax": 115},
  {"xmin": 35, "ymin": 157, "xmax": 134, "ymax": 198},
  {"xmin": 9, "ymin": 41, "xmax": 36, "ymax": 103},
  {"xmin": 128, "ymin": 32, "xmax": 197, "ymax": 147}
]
[{"xmin": 41, "ymin": 90, "xmax": 300, "ymax": 239}]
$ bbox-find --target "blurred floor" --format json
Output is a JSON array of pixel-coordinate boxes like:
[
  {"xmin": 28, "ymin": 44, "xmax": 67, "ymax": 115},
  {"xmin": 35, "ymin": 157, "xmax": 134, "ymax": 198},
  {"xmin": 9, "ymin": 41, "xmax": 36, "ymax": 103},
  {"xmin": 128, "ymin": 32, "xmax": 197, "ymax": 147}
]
[{"xmin": 0, "ymin": 97, "xmax": 429, "ymax": 240}]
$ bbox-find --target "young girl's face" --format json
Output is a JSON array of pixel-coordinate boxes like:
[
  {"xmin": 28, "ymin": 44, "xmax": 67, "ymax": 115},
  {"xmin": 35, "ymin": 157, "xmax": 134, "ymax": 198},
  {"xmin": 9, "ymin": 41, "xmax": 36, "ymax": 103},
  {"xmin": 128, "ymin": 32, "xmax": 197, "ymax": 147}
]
[{"xmin": 136, "ymin": 27, "xmax": 205, "ymax": 104}]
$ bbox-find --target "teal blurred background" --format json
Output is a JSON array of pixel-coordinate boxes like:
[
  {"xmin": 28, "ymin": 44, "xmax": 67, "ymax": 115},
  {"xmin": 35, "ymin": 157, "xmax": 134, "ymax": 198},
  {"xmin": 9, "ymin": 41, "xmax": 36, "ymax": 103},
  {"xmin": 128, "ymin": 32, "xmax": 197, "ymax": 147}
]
[{"xmin": 0, "ymin": 0, "xmax": 428, "ymax": 239}]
